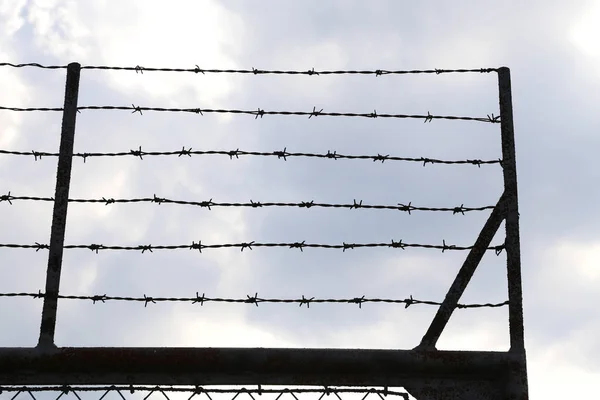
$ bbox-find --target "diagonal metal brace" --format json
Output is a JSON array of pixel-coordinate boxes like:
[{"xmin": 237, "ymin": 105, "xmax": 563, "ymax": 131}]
[{"xmin": 414, "ymin": 191, "xmax": 508, "ymax": 350}]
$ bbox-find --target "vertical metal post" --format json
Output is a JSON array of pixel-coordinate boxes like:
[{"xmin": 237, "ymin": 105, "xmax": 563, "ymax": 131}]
[
  {"xmin": 498, "ymin": 67, "xmax": 528, "ymax": 399},
  {"xmin": 37, "ymin": 62, "xmax": 81, "ymax": 349},
  {"xmin": 498, "ymin": 67, "xmax": 525, "ymax": 352}
]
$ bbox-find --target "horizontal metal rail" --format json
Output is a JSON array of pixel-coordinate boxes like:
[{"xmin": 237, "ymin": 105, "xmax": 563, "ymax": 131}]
[{"xmin": 0, "ymin": 347, "xmax": 521, "ymax": 387}]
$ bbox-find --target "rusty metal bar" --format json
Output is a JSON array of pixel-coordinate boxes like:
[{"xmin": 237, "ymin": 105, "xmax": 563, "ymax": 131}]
[
  {"xmin": 414, "ymin": 191, "xmax": 507, "ymax": 350},
  {"xmin": 498, "ymin": 67, "xmax": 525, "ymax": 352},
  {"xmin": 37, "ymin": 62, "xmax": 81, "ymax": 349},
  {"xmin": 0, "ymin": 347, "xmax": 518, "ymax": 387},
  {"xmin": 498, "ymin": 67, "xmax": 528, "ymax": 399}
]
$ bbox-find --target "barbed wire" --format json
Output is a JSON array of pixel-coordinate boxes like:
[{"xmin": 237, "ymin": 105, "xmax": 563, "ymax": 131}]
[
  {"xmin": 0, "ymin": 291, "xmax": 508, "ymax": 309},
  {"xmin": 0, "ymin": 240, "xmax": 505, "ymax": 254},
  {"xmin": 0, "ymin": 105, "xmax": 500, "ymax": 123},
  {"xmin": 0, "ymin": 147, "xmax": 502, "ymax": 167},
  {"xmin": 0, "ymin": 192, "xmax": 495, "ymax": 214},
  {"xmin": 0, "ymin": 62, "xmax": 498, "ymax": 76},
  {"xmin": 0, "ymin": 386, "xmax": 412, "ymax": 400}
]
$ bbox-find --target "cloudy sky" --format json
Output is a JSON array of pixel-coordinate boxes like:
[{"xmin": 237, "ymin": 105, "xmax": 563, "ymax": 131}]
[{"xmin": 1, "ymin": 0, "xmax": 599, "ymax": 399}]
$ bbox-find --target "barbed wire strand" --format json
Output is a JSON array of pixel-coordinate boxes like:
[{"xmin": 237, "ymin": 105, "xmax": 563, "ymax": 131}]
[
  {"xmin": 0, "ymin": 193, "xmax": 494, "ymax": 214},
  {"xmin": 0, "ymin": 241, "xmax": 505, "ymax": 254},
  {"xmin": 0, "ymin": 386, "xmax": 411, "ymax": 400},
  {"xmin": 0, "ymin": 63, "xmax": 497, "ymax": 76},
  {"xmin": 0, "ymin": 147, "xmax": 502, "ymax": 167},
  {"xmin": 0, "ymin": 291, "xmax": 508, "ymax": 310},
  {"xmin": 0, "ymin": 105, "xmax": 501, "ymax": 123}
]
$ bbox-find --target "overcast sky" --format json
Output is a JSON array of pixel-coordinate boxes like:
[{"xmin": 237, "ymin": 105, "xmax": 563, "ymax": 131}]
[{"xmin": 1, "ymin": 1, "xmax": 599, "ymax": 399}]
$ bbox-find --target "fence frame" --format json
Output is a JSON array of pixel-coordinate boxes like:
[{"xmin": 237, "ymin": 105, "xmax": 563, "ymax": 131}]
[{"xmin": 0, "ymin": 63, "xmax": 528, "ymax": 400}]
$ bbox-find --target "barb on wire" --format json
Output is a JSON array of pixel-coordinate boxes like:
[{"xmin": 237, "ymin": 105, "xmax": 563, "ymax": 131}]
[
  {"xmin": 0, "ymin": 240, "xmax": 506, "ymax": 254},
  {"xmin": 0, "ymin": 148, "xmax": 502, "ymax": 167},
  {"xmin": 0, "ymin": 105, "xmax": 500, "ymax": 123},
  {"xmin": 0, "ymin": 291, "xmax": 509, "ymax": 310},
  {"xmin": 0, "ymin": 192, "xmax": 496, "ymax": 214},
  {"xmin": 1, "ymin": 63, "xmax": 498, "ymax": 76}
]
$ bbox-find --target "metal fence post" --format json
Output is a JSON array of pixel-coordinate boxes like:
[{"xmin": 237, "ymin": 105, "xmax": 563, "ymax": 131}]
[
  {"xmin": 498, "ymin": 67, "xmax": 528, "ymax": 400},
  {"xmin": 37, "ymin": 62, "xmax": 81, "ymax": 350}
]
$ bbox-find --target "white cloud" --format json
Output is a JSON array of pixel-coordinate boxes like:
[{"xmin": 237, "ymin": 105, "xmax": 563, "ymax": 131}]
[
  {"xmin": 570, "ymin": 1, "xmax": 600, "ymax": 65},
  {"xmin": 171, "ymin": 307, "xmax": 297, "ymax": 347},
  {"xmin": 0, "ymin": 0, "xmax": 28, "ymax": 36},
  {"xmin": 535, "ymin": 238, "xmax": 600, "ymax": 292},
  {"xmin": 0, "ymin": 1, "xmax": 31, "ymax": 151},
  {"xmin": 556, "ymin": 240, "xmax": 600, "ymax": 282},
  {"xmin": 0, "ymin": 76, "xmax": 27, "ymax": 150},
  {"xmin": 529, "ymin": 345, "xmax": 600, "ymax": 399},
  {"xmin": 25, "ymin": 0, "xmax": 243, "ymax": 106}
]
